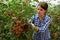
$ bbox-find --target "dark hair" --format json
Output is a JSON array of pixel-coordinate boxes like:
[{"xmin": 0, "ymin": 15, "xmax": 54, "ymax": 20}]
[{"xmin": 38, "ymin": 2, "xmax": 48, "ymax": 10}]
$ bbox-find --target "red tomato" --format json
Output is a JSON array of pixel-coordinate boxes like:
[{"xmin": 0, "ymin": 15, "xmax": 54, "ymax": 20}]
[
  {"xmin": 13, "ymin": 29, "xmax": 16, "ymax": 34},
  {"xmin": 25, "ymin": 29, "xmax": 29, "ymax": 33},
  {"xmin": 16, "ymin": 28, "xmax": 21, "ymax": 36},
  {"xmin": 13, "ymin": 28, "xmax": 21, "ymax": 36},
  {"xmin": 17, "ymin": 31, "xmax": 21, "ymax": 36},
  {"xmin": 21, "ymin": 26, "xmax": 24, "ymax": 29},
  {"xmin": 14, "ymin": 23, "xmax": 19, "ymax": 27}
]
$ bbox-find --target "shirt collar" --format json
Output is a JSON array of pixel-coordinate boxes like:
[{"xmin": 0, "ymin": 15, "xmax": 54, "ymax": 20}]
[{"xmin": 36, "ymin": 13, "xmax": 47, "ymax": 21}]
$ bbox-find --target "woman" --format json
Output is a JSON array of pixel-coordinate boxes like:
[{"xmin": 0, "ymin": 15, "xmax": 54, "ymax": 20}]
[{"xmin": 28, "ymin": 2, "xmax": 51, "ymax": 40}]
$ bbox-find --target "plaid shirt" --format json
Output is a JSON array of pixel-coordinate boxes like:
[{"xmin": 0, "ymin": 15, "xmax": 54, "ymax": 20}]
[{"xmin": 31, "ymin": 14, "xmax": 51, "ymax": 40}]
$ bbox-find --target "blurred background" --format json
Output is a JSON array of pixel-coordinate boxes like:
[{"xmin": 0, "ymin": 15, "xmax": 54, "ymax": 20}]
[{"xmin": 0, "ymin": 0, "xmax": 60, "ymax": 40}]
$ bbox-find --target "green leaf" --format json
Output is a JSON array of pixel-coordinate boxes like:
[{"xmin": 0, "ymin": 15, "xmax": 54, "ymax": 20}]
[{"xmin": 34, "ymin": 0, "xmax": 38, "ymax": 2}]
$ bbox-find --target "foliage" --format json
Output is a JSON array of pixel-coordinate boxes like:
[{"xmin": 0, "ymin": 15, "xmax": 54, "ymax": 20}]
[
  {"xmin": 0, "ymin": 0, "xmax": 60, "ymax": 40},
  {"xmin": 48, "ymin": 4, "xmax": 60, "ymax": 40},
  {"xmin": 0, "ymin": 0, "xmax": 36, "ymax": 40}
]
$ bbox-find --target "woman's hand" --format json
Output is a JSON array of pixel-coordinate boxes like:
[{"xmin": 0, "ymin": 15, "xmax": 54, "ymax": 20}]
[
  {"xmin": 30, "ymin": 23, "xmax": 39, "ymax": 31},
  {"xmin": 34, "ymin": 26, "xmax": 39, "ymax": 31},
  {"xmin": 27, "ymin": 19, "xmax": 32, "ymax": 24},
  {"xmin": 27, "ymin": 19, "xmax": 39, "ymax": 31}
]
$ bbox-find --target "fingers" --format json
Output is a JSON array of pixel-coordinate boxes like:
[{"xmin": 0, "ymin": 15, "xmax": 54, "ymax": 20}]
[{"xmin": 27, "ymin": 19, "xmax": 32, "ymax": 24}]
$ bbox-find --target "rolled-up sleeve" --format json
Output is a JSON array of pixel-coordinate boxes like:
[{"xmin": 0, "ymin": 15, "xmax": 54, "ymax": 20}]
[{"xmin": 38, "ymin": 17, "xmax": 51, "ymax": 32}]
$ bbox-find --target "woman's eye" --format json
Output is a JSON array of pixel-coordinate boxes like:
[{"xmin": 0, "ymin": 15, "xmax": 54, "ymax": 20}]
[
  {"xmin": 40, "ymin": 9, "xmax": 43, "ymax": 11},
  {"xmin": 38, "ymin": 9, "xmax": 39, "ymax": 10},
  {"xmin": 38, "ymin": 8, "xmax": 43, "ymax": 11}
]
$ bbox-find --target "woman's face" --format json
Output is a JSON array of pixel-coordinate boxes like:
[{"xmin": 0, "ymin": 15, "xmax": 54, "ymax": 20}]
[{"xmin": 37, "ymin": 6, "xmax": 47, "ymax": 18}]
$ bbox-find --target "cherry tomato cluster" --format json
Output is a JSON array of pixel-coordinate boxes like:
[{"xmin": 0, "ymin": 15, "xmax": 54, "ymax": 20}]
[{"xmin": 13, "ymin": 20, "xmax": 29, "ymax": 36}]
